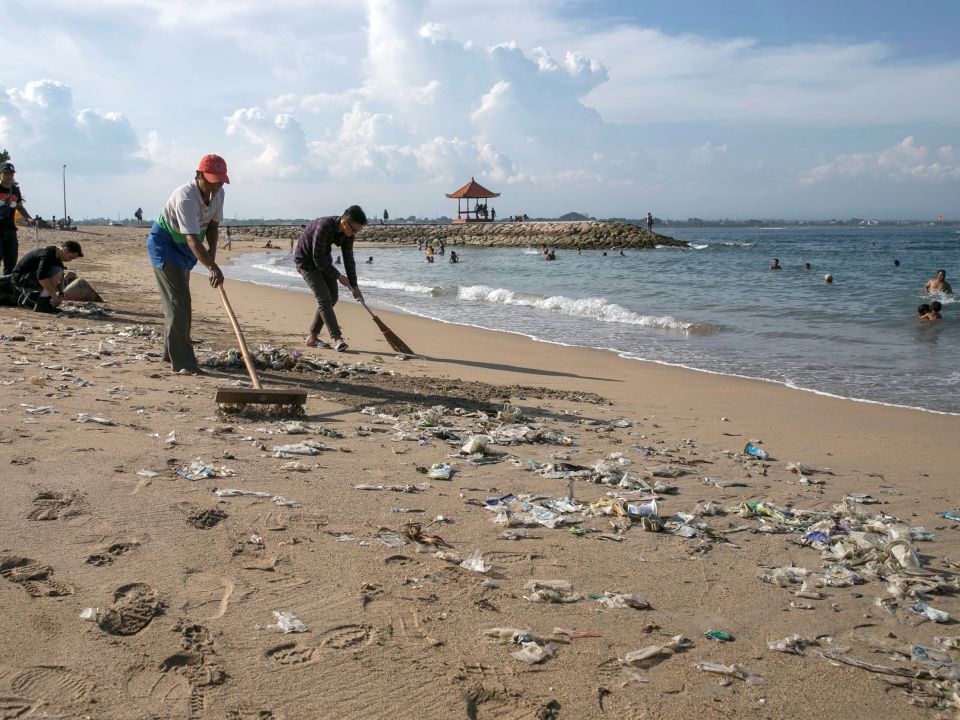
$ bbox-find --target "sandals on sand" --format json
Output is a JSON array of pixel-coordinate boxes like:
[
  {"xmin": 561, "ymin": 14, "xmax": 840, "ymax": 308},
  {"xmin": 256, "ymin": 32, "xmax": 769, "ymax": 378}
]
[
  {"xmin": 334, "ymin": 340, "xmax": 349, "ymax": 352},
  {"xmin": 305, "ymin": 338, "xmax": 331, "ymax": 349}
]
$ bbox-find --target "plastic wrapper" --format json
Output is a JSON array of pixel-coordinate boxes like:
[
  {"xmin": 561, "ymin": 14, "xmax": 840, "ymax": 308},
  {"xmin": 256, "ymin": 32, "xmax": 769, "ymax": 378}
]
[{"xmin": 269, "ymin": 611, "xmax": 308, "ymax": 633}]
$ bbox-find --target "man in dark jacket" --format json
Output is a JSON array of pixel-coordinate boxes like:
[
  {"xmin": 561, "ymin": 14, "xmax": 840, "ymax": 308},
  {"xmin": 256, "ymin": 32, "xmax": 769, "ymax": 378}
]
[
  {"xmin": 12, "ymin": 240, "xmax": 83, "ymax": 313},
  {"xmin": 293, "ymin": 205, "xmax": 366, "ymax": 351}
]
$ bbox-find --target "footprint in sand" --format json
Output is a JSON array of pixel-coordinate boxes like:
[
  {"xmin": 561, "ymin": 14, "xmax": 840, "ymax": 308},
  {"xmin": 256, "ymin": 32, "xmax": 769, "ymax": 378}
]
[
  {"xmin": 263, "ymin": 642, "xmax": 318, "ymax": 667},
  {"xmin": 179, "ymin": 572, "xmax": 234, "ymax": 620},
  {"xmin": 465, "ymin": 686, "xmax": 558, "ymax": 720},
  {"xmin": 186, "ymin": 509, "xmax": 228, "ymax": 530},
  {"xmin": 85, "ymin": 541, "xmax": 138, "ymax": 567},
  {"xmin": 98, "ymin": 583, "xmax": 161, "ymax": 636},
  {"xmin": 0, "ymin": 556, "xmax": 73, "ymax": 597},
  {"xmin": 9, "ymin": 666, "xmax": 94, "ymax": 709},
  {"xmin": 0, "ymin": 695, "xmax": 35, "ymax": 718},
  {"xmin": 364, "ymin": 600, "xmax": 439, "ymax": 649},
  {"xmin": 26, "ymin": 491, "xmax": 79, "ymax": 521}
]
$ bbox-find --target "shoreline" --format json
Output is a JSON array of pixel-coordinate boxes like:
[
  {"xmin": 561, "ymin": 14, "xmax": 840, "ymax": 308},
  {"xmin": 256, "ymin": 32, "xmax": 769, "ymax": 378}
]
[{"xmin": 219, "ymin": 244, "xmax": 958, "ymax": 417}]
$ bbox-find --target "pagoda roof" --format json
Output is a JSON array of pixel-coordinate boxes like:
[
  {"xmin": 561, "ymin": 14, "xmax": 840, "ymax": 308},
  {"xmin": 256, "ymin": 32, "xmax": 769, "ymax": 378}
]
[{"xmin": 446, "ymin": 177, "xmax": 500, "ymax": 199}]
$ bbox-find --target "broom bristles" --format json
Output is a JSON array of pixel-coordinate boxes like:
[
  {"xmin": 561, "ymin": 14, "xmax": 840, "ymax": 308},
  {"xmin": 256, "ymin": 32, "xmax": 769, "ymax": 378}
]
[{"xmin": 372, "ymin": 314, "xmax": 414, "ymax": 354}]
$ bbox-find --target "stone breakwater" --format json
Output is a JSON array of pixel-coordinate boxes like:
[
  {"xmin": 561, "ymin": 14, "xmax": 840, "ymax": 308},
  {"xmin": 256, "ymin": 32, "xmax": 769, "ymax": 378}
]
[{"xmin": 234, "ymin": 221, "xmax": 685, "ymax": 249}]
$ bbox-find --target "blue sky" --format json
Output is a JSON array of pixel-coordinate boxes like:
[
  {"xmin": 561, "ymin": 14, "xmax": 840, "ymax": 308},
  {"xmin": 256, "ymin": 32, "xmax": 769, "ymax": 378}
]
[{"xmin": 3, "ymin": 0, "xmax": 959, "ymax": 220}]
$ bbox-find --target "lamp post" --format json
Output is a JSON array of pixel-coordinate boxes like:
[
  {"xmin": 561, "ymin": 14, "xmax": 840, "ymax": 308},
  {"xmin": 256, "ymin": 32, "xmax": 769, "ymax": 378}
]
[{"xmin": 62, "ymin": 164, "xmax": 67, "ymax": 226}]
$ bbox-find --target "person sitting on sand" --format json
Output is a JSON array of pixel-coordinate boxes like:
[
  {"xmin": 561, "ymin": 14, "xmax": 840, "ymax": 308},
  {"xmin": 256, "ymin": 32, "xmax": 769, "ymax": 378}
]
[
  {"xmin": 770, "ymin": 258, "xmax": 782, "ymax": 270},
  {"xmin": 924, "ymin": 269, "xmax": 953, "ymax": 294},
  {"xmin": 449, "ymin": 251, "xmax": 458, "ymax": 264},
  {"xmin": 146, "ymin": 154, "xmax": 227, "ymax": 375},
  {"xmin": 11, "ymin": 240, "xmax": 83, "ymax": 313},
  {"xmin": 293, "ymin": 205, "xmax": 366, "ymax": 352},
  {"xmin": 264, "ymin": 240, "xmax": 274, "ymax": 248}
]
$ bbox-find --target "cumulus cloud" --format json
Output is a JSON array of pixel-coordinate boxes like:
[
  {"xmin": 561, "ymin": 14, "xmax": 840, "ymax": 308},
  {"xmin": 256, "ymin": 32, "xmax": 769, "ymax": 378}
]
[
  {"xmin": 225, "ymin": 107, "xmax": 308, "ymax": 178},
  {"xmin": 0, "ymin": 80, "xmax": 147, "ymax": 173},
  {"xmin": 798, "ymin": 136, "xmax": 960, "ymax": 185},
  {"xmin": 225, "ymin": 2, "xmax": 614, "ymax": 191}
]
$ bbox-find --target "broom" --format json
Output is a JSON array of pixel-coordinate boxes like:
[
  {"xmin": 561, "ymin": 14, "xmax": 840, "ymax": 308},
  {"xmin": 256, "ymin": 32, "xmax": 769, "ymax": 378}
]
[{"xmin": 359, "ymin": 300, "xmax": 414, "ymax": 355}]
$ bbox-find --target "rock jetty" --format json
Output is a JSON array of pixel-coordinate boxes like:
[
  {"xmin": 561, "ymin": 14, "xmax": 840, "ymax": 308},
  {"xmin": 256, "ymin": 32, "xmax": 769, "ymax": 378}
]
[{"xmin": 235, "ymin": 221, "xmax": 685, "ymax": 250}]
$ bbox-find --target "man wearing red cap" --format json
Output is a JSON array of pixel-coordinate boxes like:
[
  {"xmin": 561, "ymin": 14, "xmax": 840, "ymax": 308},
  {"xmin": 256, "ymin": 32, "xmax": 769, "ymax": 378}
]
[{"xmin": 146, "ymin": 155, "xmax": 228, "ymax": 375}]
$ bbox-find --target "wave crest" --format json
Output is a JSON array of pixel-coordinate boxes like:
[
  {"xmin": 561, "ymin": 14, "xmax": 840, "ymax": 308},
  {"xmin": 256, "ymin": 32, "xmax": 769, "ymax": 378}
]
[{"xmin": 457, "ymin": 285, "xmax": 708, "ymax": 332}]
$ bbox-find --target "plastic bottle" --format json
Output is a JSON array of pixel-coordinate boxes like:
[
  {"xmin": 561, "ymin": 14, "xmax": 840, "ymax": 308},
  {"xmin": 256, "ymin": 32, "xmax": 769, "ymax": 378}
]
[{"xmin": 744, "ymin": 442, "xmax": 769, "ymax": 460}]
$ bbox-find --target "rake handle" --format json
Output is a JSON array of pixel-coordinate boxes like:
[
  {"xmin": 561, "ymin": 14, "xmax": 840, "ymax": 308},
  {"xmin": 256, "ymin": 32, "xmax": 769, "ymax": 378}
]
[{"xmin": 217, "ymin": 285, "xmax": 262, "ymax": 389}]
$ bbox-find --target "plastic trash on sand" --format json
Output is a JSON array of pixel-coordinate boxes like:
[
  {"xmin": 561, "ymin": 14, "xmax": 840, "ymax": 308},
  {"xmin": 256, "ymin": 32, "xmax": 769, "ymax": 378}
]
[
  {"xmin": 596, "ymin": 592, "xmax": 650, "ymax": 610},
  {"xmin": 743, "ymin": 442, "xmax": 769, "ymax": 460},
  {"xmin": 908, "ymin": 602, "xmax": 950, "ymax": 623},
  {"xmin": 622, "ymin": 635, "xmax": 690, "ymax": 665},
  {"xmin": 272, "ymin": 443, "xmax": 326, "ymax": 457},
  {"xmin": 76, "ymin": 413, "xmax": 115, "ymax": 425},
  {"xmin": 695, "ymin": 661, "xmax": 765, "ymax": 685},
  {"xmin": 523, "ymin": 579, "xmax": 581, "ymax": 604},
  {"xmin": 79, "ymin": 607, "xmax": 99, "ymax": 621},
  {"xmin": 269, "ymin": 611, "xmax": 308, "ymax": 633},
  {"xmin": 426, "ymin": 463, "xmax": 454, "ymax": 480},
  {"xmin": 178, "ymin": 459, "xmax": 236, "ymax": 481},
  {"xmin": 512, "ymin": 641, "xmax": 556, "ymax": 665},
  {"xmin": 767, "ymin": 634, "xmax": 818, "ymax": 655},
  {"xmin": 461, "ymin": 435, "xmax": 491, "ymax": 455},
  {"xmin": 460, "ymin": 549, "xmax": 489, "ymax": 573}
]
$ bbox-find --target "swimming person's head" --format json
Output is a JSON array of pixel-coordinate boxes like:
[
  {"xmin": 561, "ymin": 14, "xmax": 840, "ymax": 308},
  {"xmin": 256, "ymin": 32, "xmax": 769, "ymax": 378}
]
[
  {"xmin": 918, "ymin": 303, "xmax": 931, "ymax": 316},
  {"xmin": 931, "ymin": 300, "xmax": 943, "ymax": 313}
]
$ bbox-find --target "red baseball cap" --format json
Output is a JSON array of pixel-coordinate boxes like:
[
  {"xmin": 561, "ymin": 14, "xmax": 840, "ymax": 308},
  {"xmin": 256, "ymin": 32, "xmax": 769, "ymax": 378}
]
[{"xmin": 197, "ymin": 154, "xmax": 230, "ymax": 184}]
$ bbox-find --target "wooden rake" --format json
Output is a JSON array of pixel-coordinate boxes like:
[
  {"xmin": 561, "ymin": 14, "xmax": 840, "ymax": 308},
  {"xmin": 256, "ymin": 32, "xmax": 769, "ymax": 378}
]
[{"xmin": 214, "ymin": 286, "xmax": 307, "ymax": 409}]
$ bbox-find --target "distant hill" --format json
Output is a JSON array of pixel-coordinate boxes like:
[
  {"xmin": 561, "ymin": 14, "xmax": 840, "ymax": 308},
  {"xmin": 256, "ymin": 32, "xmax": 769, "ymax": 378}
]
[{"xmin": 558, "ymin": 212, "xmax": 591, "ymax": 221}]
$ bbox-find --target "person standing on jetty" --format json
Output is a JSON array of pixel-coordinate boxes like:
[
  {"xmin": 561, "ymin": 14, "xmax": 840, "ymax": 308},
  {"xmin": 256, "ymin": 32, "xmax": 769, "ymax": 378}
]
[
  {"xmin": 645, "ymin": 212, "xmax": 653, "ymax": 231},
  {"xmin": 0, "ymin": 162, "xmax": 36, "ymax": 275},
  {"xmin": 294, "ymin": 205, "xmax": 366, "ymax": 352},
  {"xmin": 146, "ymin": 154, "xmax": 228, "ymax": 375}
]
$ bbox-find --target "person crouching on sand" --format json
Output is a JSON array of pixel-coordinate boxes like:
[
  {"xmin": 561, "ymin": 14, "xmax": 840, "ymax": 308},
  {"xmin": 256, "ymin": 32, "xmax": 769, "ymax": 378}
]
[
  {"xmin": 146, "ymin": 154, "xmax": 227, "ymax": 375},
  {"xmin": 294, "ymin": 205, "xmax": 366, "ymax": 352}
]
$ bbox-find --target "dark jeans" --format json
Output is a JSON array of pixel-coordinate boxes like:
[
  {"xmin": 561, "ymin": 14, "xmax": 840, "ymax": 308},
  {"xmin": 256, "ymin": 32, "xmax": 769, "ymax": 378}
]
[
  {"xmin": 152, "ymin": 262, "xmax": 196, "ymax": 372},
  {"xmin": 299, "ymin": 268, "xmax": 341, "ymax": 338},
  {"xmin": 0, "ymin": 228, "xmax": 17, "ymax": 276}
]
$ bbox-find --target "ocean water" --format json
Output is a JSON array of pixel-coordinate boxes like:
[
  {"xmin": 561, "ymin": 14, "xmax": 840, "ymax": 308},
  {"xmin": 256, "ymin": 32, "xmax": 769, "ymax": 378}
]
[{"xmin": 220, "ymin": 225, "xmax": 960, "ymax": 414}]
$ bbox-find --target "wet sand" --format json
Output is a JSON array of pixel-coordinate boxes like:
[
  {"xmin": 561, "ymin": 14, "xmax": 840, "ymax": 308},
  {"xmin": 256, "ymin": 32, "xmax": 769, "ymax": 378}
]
[{"xmin": 0, "ymin": 225, "xmax": 958, "ymax": 719}]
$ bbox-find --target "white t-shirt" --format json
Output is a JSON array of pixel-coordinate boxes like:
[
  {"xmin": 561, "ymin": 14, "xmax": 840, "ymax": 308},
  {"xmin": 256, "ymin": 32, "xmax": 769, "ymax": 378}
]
[{"xmin": 160, "ymin": 179, "xmax": 224, "ymax": 238}]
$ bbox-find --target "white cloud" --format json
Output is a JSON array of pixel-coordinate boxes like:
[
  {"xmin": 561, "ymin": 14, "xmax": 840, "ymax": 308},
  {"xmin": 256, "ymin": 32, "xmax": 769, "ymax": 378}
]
[
  {"xmin": 799, "ymin": 136, "xmax": 960, "ymax": 185},
  {"xmin": 224, "ymin": 107, "xmax": 308, "ymax": 177},
  {"xmin": 0, "ymin": 80, "xmax": 147, "ymax": 173},
  {"xmin": 690, "ymin": 141, "xmax": 728, "ymax": 165}
]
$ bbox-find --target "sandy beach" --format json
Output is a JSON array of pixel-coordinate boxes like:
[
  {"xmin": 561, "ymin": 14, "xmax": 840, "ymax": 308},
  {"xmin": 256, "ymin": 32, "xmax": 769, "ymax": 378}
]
[{"xmin": 1, "ymin": 225, "xmax": 958, "ymax": 719}]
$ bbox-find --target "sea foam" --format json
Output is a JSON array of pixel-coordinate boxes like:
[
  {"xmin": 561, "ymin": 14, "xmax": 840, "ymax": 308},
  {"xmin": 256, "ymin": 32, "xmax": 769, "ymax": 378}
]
[{"xmin": 457, "ymin": 285, "xmax": 703, "ymax": 332}]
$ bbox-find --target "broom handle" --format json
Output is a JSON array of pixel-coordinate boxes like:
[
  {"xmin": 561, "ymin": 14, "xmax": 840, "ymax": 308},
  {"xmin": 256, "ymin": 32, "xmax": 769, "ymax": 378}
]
[
  {"xmin": 217, "ymin": 285, "xmax": 262, "ymax": 389},
  {"xmin": 359, "ymin": 299, "xmax": 377, "ymax": 318}
]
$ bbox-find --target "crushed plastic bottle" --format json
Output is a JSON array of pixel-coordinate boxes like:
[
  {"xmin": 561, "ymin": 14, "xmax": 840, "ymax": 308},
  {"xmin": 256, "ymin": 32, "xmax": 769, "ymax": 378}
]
[
  {"xmin": 743, "ymin": 442, "xmax": 769, "ymax": 460},
  {"xmin": 269, "ymin": 611, "xmax": 308, "ymax": 633}
]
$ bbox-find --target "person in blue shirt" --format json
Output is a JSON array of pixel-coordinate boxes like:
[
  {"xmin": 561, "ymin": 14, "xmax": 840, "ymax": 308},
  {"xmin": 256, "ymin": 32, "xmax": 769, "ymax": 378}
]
[{"xmin": 146, "ymin": 155, "xmax": 228, "ymax": 375}]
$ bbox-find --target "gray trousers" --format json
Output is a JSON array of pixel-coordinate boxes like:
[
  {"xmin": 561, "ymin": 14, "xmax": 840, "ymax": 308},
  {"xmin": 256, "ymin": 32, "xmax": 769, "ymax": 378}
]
[
  {"xmin": 153, "ymin": 262, "xmax": 196, "ymax": 372},
  {"xmin": 299, "ymin": 268, "xmax": 341, "ymax": 338}
]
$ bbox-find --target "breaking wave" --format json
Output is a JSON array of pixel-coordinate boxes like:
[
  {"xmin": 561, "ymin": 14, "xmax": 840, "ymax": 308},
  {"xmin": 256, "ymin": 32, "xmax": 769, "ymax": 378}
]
[{"xmin": 457, "ymin": 285, "xmax": 711, "ymax": 333}]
